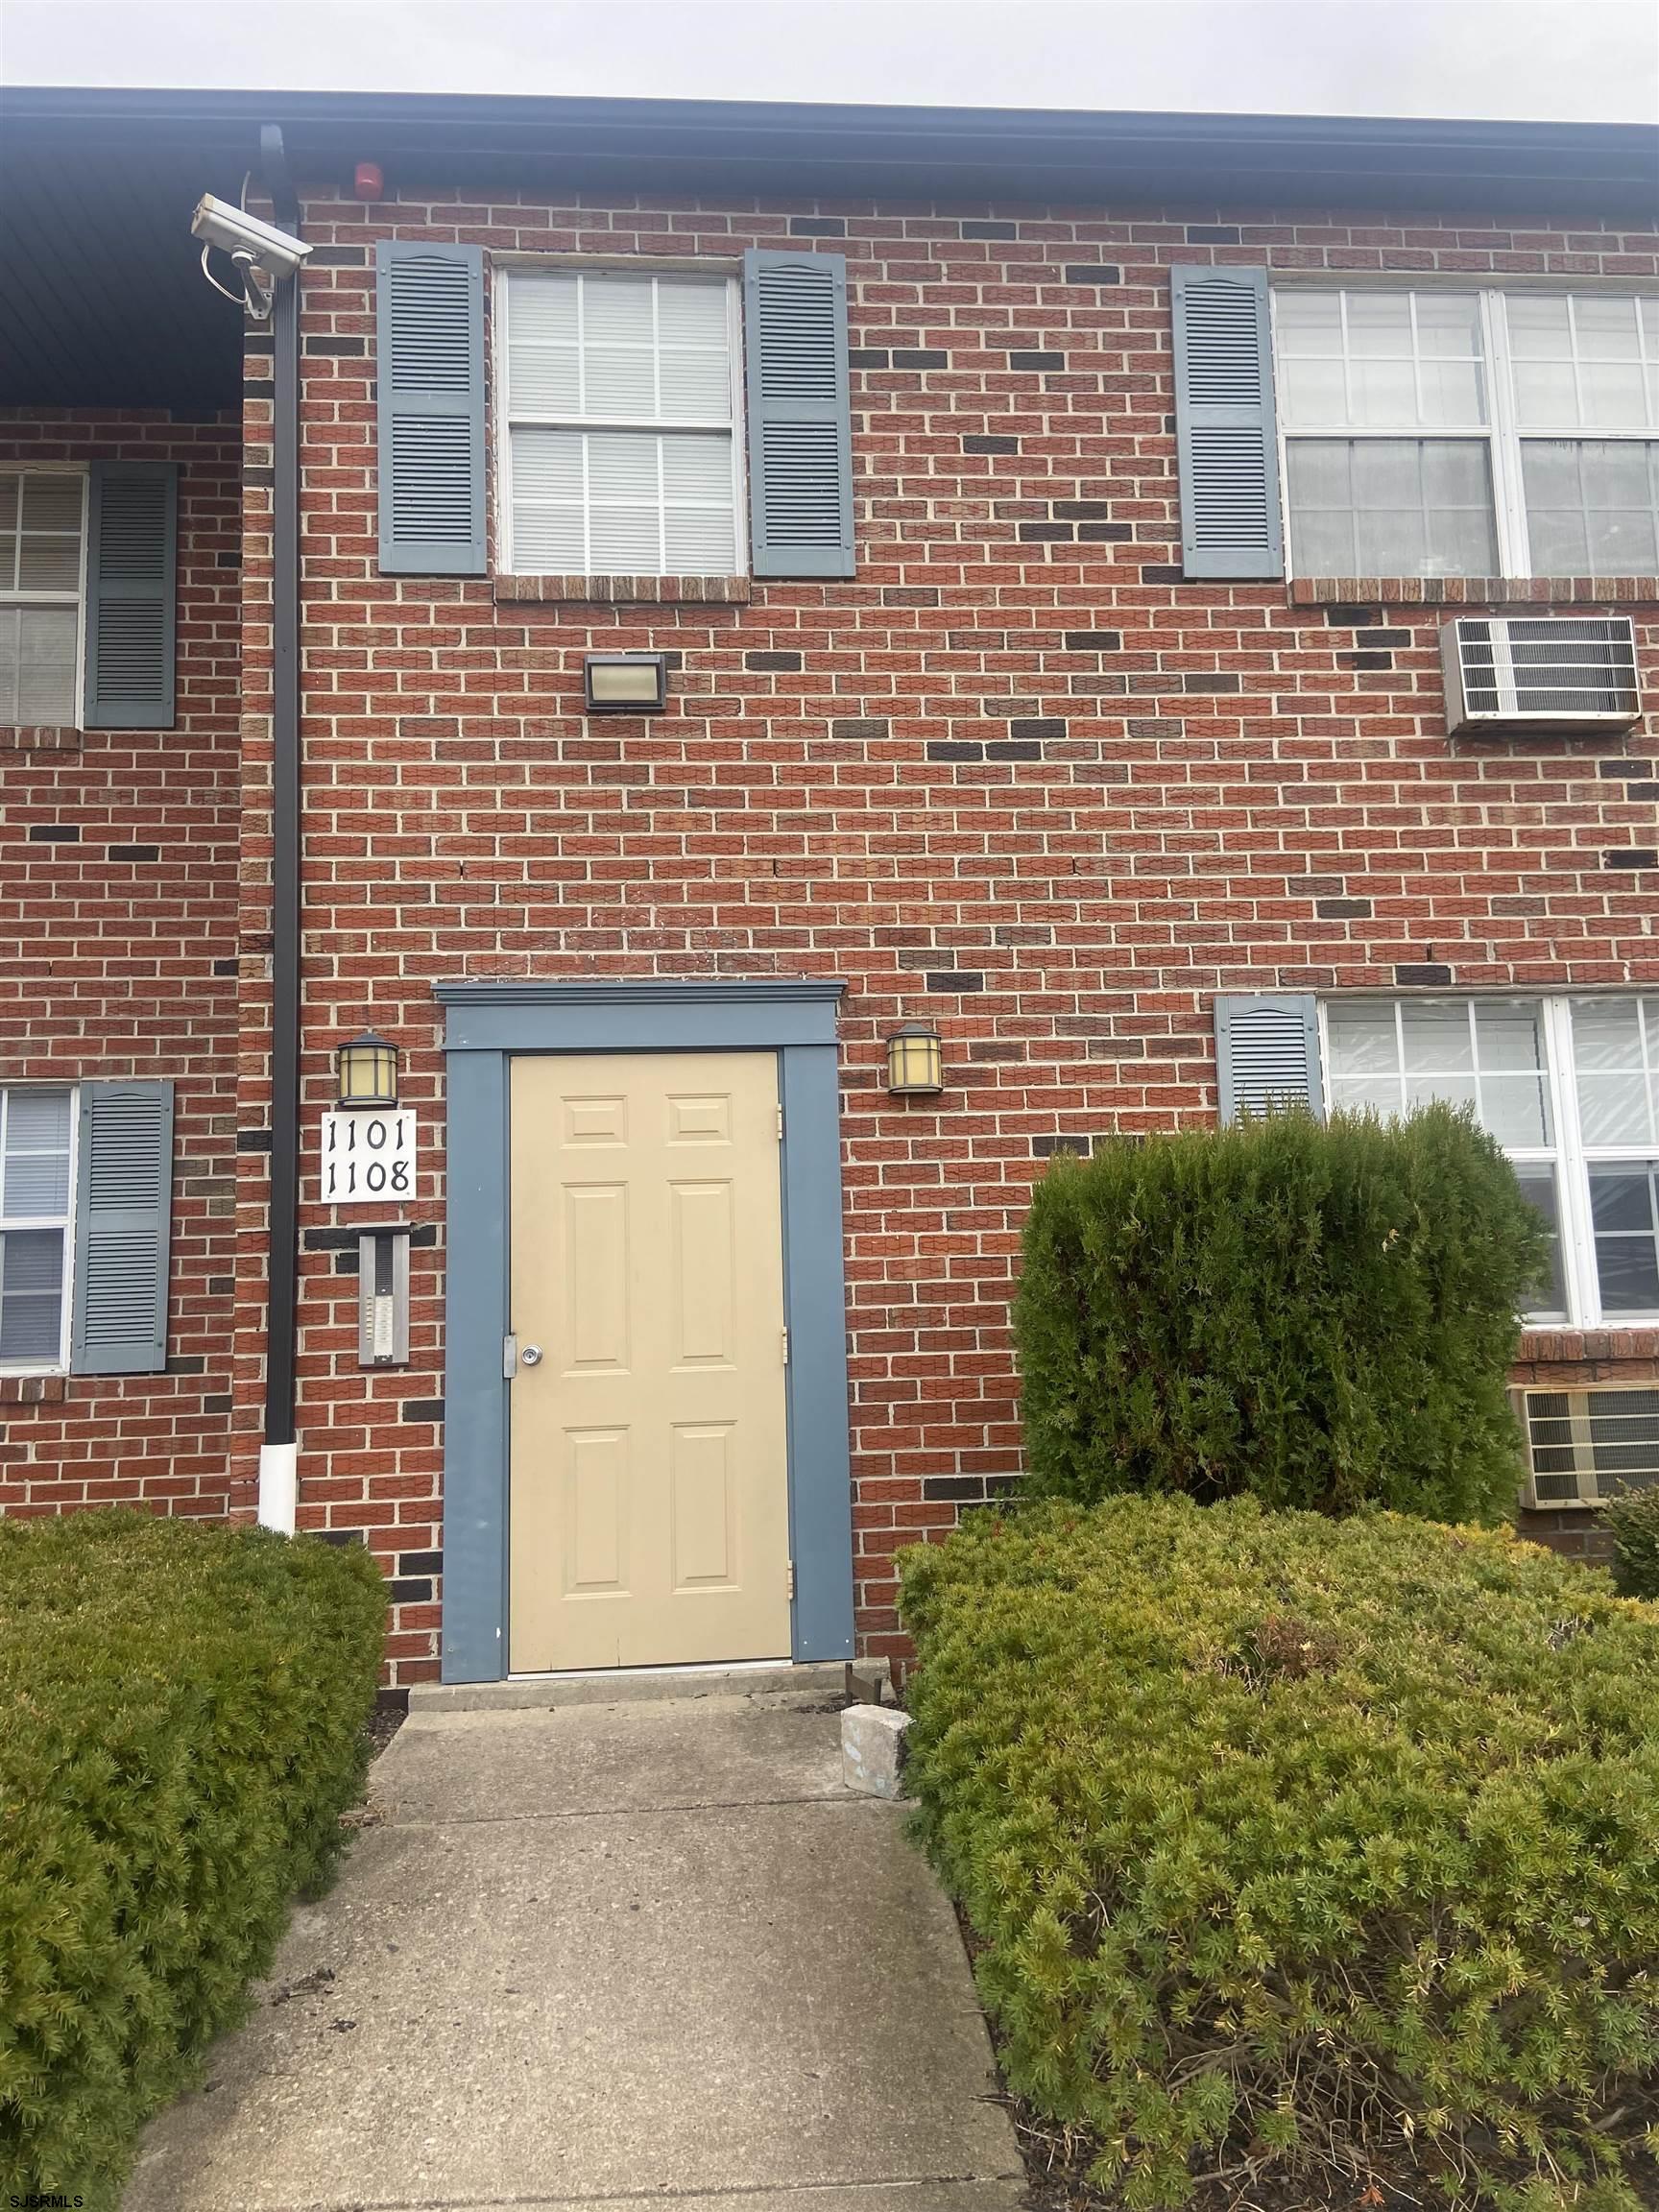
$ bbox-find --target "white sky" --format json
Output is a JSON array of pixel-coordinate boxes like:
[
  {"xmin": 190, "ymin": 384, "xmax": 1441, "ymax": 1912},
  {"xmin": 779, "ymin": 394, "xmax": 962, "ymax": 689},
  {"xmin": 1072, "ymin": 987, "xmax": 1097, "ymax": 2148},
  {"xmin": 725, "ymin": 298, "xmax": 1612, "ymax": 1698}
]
[{"xmin": 0, "ymin": 0, "xmax": 1654, "ymax": 124}]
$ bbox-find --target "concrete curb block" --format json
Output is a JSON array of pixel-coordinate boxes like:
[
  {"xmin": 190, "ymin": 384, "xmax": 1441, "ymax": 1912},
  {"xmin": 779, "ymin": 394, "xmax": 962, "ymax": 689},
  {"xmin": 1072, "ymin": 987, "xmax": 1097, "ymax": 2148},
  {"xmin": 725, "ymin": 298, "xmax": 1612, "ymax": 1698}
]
[{"xmin": 842, "ymin": 1702, "xmax": 911, "ymax": 1798}]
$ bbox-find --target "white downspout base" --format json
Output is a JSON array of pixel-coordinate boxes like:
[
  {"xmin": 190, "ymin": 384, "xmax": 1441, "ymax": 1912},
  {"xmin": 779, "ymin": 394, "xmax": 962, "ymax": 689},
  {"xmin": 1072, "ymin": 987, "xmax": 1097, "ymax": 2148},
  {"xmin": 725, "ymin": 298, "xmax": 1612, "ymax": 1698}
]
[{"xmin": 257, "ymin": 1442, "xmax": 298, "ymax": 1534}]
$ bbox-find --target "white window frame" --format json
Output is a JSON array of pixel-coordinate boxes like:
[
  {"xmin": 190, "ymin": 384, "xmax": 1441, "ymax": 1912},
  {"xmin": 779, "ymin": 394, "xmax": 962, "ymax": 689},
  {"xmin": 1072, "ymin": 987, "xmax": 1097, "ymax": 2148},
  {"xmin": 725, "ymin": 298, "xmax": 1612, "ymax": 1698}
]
[
  {"xmin": 1318, "ymin": 995, "xmax": 1659, "ymax": 1332},
  {"xmin": 493, "ymin": 264, "xmax": 749, "ymax": 579},
  {"xmin": 0, "ymin": 1082, "xmax": 79, "ymax": 1375},
  {"xmin": 0, "ymin": 465, "xmax": 89, "ymax": 730},
  {"xmin": 1270, "ymin": 284, "xmax": 1659, "ymax": 582},
  {"xmin": 1558, "ymin": 997, "xmax": 1659, "ymax": 1333}
]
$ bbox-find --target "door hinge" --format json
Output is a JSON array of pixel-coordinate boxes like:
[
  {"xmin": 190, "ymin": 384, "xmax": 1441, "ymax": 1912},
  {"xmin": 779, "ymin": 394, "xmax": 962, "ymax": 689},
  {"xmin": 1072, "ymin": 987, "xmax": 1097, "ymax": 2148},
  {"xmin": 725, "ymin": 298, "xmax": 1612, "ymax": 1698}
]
[
  {"xmin": 781, "ymin": 1326, "xmax": 789, "ymax": 1366},
  {"xmin": 787, "ymin": 1558, "xmax": 796, "ymax": 1600},
  {"xmin": 502, "ymin": 1334, "xmax": 517, "ymax": 1380},
  {"xmin": 776, "ymin": 1101, "xmax": 784, "ymax": 1141}
]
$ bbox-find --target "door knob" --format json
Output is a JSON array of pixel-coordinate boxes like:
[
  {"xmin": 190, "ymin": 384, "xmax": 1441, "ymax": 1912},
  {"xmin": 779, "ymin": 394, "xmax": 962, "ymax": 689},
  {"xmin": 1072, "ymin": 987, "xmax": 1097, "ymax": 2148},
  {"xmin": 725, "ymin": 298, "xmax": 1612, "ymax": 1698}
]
[{"xmin": 519, "ymin": 1344, "xmax": 543, "ymax": 1367}]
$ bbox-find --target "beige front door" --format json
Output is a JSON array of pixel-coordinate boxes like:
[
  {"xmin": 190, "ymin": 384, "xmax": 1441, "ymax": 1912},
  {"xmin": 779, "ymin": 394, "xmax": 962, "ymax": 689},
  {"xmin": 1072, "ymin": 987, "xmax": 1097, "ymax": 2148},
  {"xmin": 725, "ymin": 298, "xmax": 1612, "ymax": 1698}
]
[{"xmin": 508, "ymin": 1051, "xmax": 792, "ymax": 1672}]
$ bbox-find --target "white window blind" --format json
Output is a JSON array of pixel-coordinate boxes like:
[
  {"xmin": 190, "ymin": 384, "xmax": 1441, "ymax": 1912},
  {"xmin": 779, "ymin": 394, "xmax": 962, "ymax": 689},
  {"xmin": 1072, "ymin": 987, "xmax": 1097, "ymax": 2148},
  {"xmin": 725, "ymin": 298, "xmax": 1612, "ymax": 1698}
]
[
  {"xmin": 1273, "ymin": 287, "xmax": 1659, "ymax": 580},
  {"xmin": 0, "ymin": 470, "xmax": 85, "ymax": 726},
  {"xmin": 1283, "ymin": 439, "xmax": 1497, "ymax": 579},
  {"xmin": 0, "ymin": 1086, "xmax": 75, "ymax": 1368},
  {"xmin": 500, "ymin": 269, "xmax": 741, "ymax": 577}
]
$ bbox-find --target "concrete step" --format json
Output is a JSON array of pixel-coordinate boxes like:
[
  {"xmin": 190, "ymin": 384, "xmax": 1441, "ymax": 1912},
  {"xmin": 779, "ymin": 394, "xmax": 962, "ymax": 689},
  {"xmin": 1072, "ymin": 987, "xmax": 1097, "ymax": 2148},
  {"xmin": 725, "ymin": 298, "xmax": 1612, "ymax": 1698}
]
[{"xmin": 408, "ymin": 1657, "xmax": 870, "ymax": 1715}]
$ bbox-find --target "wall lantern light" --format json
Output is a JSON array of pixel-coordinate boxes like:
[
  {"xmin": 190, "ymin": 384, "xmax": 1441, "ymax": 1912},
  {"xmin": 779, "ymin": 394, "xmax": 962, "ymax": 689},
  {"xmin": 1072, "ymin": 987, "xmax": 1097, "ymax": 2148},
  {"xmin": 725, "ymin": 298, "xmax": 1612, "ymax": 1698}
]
[
  {"xmin": 885, "ymin": 1020, "xmax": 945, "ymax": 1097},
  {"xmin": 584, "ymin": 652, "xmax": 669, "ymax": 714},
  {"xmin": 335, "ymin": 1030, "xmax": 400, "ymax": 1110}
]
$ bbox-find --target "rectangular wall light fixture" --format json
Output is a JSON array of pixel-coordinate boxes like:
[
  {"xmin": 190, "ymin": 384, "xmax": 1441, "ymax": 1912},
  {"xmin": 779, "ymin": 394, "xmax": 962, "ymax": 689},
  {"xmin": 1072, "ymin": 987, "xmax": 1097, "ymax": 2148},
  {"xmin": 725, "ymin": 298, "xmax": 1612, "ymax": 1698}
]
[{"xmin": 584, "ymin": 653, "xmax": 669, "ymax": 713}]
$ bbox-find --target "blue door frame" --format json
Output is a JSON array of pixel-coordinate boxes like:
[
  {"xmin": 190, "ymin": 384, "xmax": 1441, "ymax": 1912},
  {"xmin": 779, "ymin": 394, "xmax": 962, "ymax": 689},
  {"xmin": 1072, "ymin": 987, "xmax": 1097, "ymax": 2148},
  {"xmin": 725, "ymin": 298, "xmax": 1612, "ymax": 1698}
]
[{"xmin": 433, "ymin": 977, "xmax": 854, "ymax": 1683}]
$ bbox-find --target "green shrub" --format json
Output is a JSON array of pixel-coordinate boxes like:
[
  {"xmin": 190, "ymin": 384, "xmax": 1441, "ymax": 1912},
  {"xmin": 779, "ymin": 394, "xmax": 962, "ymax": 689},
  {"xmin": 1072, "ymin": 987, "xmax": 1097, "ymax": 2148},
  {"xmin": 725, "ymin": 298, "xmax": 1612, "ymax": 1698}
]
[
  {"xmin": 900, "ymin": 1497, "xmax": 1659, "ymax": 2211},
  {"xmin": 0, "ymin": 1509, "xmax": 386, "ymax": 2207},
  {"xmin": 1604, "ymin": 1487, "xmax": 1659, "ymax": 1599},
  {"xmin": 1014, "ymin": 1102, "xmax": 1548, "ymax": 1522}
]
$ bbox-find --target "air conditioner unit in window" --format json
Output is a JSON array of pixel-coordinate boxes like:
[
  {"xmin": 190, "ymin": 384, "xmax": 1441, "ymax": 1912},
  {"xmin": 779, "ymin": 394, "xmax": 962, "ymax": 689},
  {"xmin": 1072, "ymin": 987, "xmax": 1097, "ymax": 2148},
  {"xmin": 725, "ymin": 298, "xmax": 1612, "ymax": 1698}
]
[
  {"xmin": 1519, "ymin": 1386, "xmax": 1659, "ymax": 1508},
  {"xmin": 1441, "ymin": 614, "xmax": 1642, "ymax": 736}
]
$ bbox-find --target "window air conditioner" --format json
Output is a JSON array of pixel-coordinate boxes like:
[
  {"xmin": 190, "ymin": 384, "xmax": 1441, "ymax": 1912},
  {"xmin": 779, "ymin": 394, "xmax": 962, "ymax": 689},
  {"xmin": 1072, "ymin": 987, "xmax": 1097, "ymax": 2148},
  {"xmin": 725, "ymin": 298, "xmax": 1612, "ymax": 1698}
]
[
  {"xmin": 1519, "ymin": 1386, "xmax": 1659, "ymax": 1508},
  {"xmin": 1441, "ymin": 614, "xmax": 1641, "ymax": 736}
]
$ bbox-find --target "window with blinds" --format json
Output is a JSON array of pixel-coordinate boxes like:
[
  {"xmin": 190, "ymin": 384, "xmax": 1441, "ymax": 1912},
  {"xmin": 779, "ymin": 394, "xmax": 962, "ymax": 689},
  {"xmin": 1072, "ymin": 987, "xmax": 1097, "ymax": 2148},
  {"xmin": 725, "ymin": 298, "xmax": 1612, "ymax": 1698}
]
[
  {"xmin": 1510, "ymin": 295, "xmax": 1659, "ymax": 576},
  {"xmin": 1570, "ymin": 998, "xmax": 1659, "ymax": 1320},
  {"xmin": 1272, "ymin": 287, "xmax": 1659, "ymax": 580},
  {"xmin": 0, "ymin": 1086, "xmax": 75, "ymax": 1369},
  {"xmin": 1321, "ymin": 994, "xmax": 1659, "ymax": 1329},
  {"xmin": 1325, "ymin": 998, "xmax": 1568, "ymax": 1321},
  {"xmin": 498, "ymin": 268, "xmax": 743, "ymax": 578},
  {"xmin": 0, "ymin": 469, "xmax": 85, "ymax": 726}
]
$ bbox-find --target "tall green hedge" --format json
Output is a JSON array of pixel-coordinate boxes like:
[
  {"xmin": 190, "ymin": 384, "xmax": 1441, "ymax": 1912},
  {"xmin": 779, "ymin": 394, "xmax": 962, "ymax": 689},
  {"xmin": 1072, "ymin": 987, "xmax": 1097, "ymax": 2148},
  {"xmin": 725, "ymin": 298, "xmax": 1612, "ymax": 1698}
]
[
  {"xmin": 1014, "ymin": 1103, "xmax": 1548, "ymax": 1522},
  {"xmin": 900, "ymin": 1497, "xmax": 1659, "ymax": 2210},
  {"xmin": 0, "ymin": 1509, "xmax": 386, "ymax": 2208}
]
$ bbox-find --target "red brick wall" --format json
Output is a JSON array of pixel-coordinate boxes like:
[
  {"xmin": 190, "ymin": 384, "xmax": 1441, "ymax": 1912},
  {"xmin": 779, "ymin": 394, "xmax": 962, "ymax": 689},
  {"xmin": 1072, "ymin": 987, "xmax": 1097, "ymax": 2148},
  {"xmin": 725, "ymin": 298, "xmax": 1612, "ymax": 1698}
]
[
  {"xmin": 224, "ymin": 185, "xmax": 1659, "ymax": 1682},
  {"xmin": 0, "ymin": 413, "xmax": 242, "ymax": 1517}
]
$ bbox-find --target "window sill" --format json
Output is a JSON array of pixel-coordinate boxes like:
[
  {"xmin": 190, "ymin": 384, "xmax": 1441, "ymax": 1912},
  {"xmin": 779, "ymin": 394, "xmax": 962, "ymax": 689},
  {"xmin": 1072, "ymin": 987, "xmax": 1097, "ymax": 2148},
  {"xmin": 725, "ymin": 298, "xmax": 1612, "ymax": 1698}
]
[
  {"xmin": 0, "ymin": 1373, "xmax": 69, "ymax": 1405},
  {"xmin": 0, "ymin": 726, "xmax": 84, "ymax": 753},
  {"xmin": 493, "ymin": 572, "xmax": 753, "ymax": 608},
  {"xmin": 1288, "ymin": 576, "xmax": 1659, "ymax": 609},
  {"xmin": 1515, "ymin": 1325, "xmax": 1659, "ymax": 1366}
]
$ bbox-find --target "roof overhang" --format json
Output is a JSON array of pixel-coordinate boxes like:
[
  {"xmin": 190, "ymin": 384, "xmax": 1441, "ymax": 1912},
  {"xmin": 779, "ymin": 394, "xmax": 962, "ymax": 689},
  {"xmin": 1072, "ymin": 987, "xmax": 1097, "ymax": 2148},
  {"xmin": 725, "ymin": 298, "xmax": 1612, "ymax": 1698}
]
[
  {"xmin": 2, "ymin": 86, "xmax": 1654, "ymax": 411},
  {"xmin": 9, "ymin": 86, "xmax": 1657, "ymax": 214}
]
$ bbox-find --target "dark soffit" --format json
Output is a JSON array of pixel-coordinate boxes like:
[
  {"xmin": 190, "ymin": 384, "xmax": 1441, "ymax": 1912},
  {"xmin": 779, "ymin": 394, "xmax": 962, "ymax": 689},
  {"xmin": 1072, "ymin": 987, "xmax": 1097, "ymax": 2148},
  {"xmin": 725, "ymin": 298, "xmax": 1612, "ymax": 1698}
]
[{"xmin": 2, "ymin": 87, "xmax": 1654, "ymax": 410}]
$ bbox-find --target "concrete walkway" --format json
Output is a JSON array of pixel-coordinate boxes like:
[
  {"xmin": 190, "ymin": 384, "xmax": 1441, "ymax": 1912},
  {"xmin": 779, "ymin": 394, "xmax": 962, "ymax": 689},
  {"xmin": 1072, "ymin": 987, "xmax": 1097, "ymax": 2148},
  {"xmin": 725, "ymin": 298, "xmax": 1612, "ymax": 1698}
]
[{"xmin": 125, "ymin": 1688, "xmax": 1025, "ymax": 2212}]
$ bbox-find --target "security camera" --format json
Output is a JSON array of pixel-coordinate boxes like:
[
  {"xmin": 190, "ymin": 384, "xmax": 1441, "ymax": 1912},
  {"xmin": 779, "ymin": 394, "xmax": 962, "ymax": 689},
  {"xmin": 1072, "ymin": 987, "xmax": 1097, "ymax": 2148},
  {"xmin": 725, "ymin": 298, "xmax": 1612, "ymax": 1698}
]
[
  {"xmin": 191, "ymin": 192, "xmax": 311, "ymax": 322},
  {"xmin": 191, "ymin": 194, "xmax": 311, "ymax": 277}
]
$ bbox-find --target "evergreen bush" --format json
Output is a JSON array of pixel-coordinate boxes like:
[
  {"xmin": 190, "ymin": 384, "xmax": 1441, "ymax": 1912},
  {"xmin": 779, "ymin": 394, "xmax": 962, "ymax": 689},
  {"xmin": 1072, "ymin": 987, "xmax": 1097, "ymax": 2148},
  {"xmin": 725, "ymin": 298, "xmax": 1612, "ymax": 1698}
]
[
  {"xmin": 0, "ymin": 1509, "xmax": 386, "ymax": 2207},
  {"xmin": 1014, "ymin": 1102, "xmax": 1548, "ymax": 1522},
  {"xmin": 1604, "ymin": 1486, "xmax": 1659, "ymax": 1599},
  {"xmin": 899, "ymin": 1496, "xmax": 1659, "ymax": 2211}
]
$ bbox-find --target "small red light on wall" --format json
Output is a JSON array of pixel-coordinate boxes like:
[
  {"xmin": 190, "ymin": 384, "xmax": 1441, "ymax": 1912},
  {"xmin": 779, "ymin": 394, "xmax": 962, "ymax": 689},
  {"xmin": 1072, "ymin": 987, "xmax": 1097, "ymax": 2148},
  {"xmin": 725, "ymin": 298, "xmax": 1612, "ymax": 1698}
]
[{"xmin": 353, "ymin": 162, "xmax": 385, "ymax": 203}]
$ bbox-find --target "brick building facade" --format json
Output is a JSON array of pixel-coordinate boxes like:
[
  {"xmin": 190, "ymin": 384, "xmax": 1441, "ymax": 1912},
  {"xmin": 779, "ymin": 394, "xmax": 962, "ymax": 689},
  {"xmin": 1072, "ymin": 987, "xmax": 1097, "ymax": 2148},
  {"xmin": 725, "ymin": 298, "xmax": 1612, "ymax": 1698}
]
[
  {"xmin": 0, "ymin": 415, "xmax": 242, "ymax": 1515},
  {"xmin": 2, "ymin": 91, "xmax": 1657, "ymax": 1685}
]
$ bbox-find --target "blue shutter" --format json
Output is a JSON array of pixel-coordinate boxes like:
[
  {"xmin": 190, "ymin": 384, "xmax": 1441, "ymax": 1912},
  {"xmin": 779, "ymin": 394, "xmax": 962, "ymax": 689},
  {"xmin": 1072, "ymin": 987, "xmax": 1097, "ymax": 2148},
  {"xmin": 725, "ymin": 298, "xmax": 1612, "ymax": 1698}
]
[
  {"xmin": 376, "ymin": 241, "xmax": 486, "ymax": 575},
  {"xmin": 742, "ymin": 250, "xmax": 854, "ymax": 579},
  {"xmin": 84, "ymin": 463, "xmax": 177, "ymax": 729},
  {"xmin": 1171, "ymin": 266, "xmax": 1284, "ymax": 581},
  {"xmin": 1214, "ymin": 996, "xmax": 1323, "ymax": 1123},
  {"xmin": 70, "ymin": 1080, "xmax": 174, "ymax": 1375}
]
